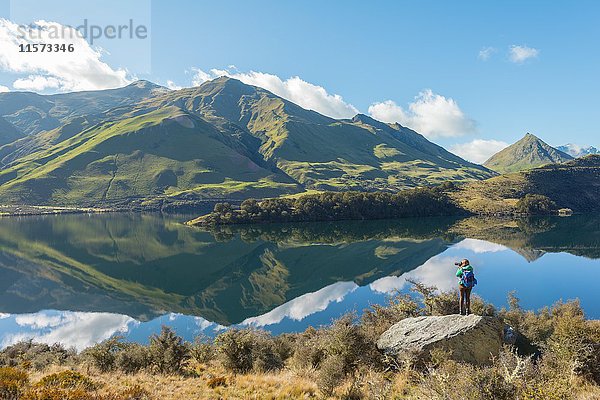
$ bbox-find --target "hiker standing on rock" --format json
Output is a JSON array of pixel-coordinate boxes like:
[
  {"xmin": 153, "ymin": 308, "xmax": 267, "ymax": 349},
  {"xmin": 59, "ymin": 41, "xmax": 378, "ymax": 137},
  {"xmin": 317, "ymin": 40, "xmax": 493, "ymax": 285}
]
[{"xmin": 456, "ymin": 259, "xmax": 477, "ymax": 315}]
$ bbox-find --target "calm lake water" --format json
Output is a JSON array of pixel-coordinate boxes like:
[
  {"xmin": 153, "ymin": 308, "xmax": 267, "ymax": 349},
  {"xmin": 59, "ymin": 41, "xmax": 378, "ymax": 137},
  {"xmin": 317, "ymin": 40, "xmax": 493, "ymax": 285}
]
[{"xmin": 0, "ymin": 213, "xmax": 598, "ymax": 350}]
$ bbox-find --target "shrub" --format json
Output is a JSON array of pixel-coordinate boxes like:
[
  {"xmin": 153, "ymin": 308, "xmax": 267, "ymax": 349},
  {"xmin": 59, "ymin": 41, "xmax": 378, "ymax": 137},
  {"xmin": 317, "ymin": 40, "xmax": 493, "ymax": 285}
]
[
  {"xmin": 148, "ymin": 326, "xmax": 189, "ymax": 374},
  {"xmin": 408, "ymin": 279, "xmax": 496, "ymax": 317},
  {"xmin": 0, "ymin": 341, "xmax": 76, "ymax": 371},
  {"xmin": 215, "ymin": 329, "xmax": 252, "ymax": 373},
  {"xmin": 470, "ymin": 295, "xmax": 497, "ymax": 317},
  {"xmin": 470, "ymin": 367, "xmax": 516, "ymax": 400},
  {"xmin": 516, "ymin": 194, "xmax": 557, "ymax": 215},
  {"xmin": 321, "ymin": 314, "xmax": 377, "ymax": 370},
  {"xmin": 417, "ymin": 359, "xmax": 518, "ymax": 400},
  {"xmin": 115, "ymin": 344, "xmax": 151, "ymax": 374},
  {"xmin": 36, "ymin": 370, "xmax": 96, "ymax": 391},
  {"xmin": 190, "ymin": 336, "xmax": 216, "ymax": 365},
  {"xmin": 547, "ymin": 306, "xmax": 600, "ymax": 384},
  {"xmin": 83, "ymin": 336, "xmax": 125, "ymax": 373},
  {"xmin": 272, "ymin": 334, "xmax": 296, "ymax": 363},
  {"xmin": 316, "ymin": 354, "xmax": 346, "ymax": 397},
  {"xmin": 293, "ymin": 314, "xmax": 380, "ymax": 395},
  {"xmin": 21, "ymin": 386, "xmax": 92, "ymax": 400},
  {"xmin": 291, "ymin": 327, "xmax": 325, "ymax": 370},
  {"xmin": 0, "ymin": 366, "xmax": 28, "ymax": 398},
  {"xmin": 214, "ymin": 329, "xmax": 283, "ymax": 373}
]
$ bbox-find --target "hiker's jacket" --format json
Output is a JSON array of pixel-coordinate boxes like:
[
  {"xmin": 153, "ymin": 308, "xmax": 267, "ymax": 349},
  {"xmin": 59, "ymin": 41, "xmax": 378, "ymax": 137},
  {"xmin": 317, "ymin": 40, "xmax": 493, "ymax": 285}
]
[{"xmin": 456, "ymin": 265, "xmax": 474, "ymax": 279}]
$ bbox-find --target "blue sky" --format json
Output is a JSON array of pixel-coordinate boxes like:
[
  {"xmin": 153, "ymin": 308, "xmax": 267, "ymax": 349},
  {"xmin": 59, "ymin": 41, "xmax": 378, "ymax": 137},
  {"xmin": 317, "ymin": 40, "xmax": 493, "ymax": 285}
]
[{"xmin": 0, "ymin": 0, "xmax": 598, "ymax": 162}]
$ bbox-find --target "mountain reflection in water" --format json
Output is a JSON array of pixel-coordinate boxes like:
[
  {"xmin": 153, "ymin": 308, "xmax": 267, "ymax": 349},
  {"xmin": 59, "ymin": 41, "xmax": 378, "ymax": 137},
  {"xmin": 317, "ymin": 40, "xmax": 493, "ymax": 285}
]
[{"xmin": 0, "ymin": 213, "xmax": 599, "ymax": 349}]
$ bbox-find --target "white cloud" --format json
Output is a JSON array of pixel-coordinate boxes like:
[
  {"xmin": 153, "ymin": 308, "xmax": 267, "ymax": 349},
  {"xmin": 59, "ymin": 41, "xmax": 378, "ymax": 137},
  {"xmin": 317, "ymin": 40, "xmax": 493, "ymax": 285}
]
[
  {"xmin": 450, "ymin": 139, "xmax": 509, "ymax": 164},
  {"xmin": 191, "ymin": 68, "xmax": 212, "ymax": 86},
  {"xmin": 195, "ymin": 316, "xmax": 224, "ymax": 332},
  {"xmin": 166, "ymin": 80, "xmax": 182, "ymax": 90},
  {"xmin": 509, "ymin": 45, "xmax": 540, "ymax": 63},
  {"xmin": 0, "ymin": 85, "xmax": 8, "ymax": 92},
  {"xmin": 13, "ymin": 75, "xmax": 61, "ymax": 91},
  {"xmin": 241, "ymin": 281, "xmax": 358, "ymax": 327},
  {"xmin": 478, "ymin": 46, "xmax": 496, "ymax": 61},
  {"xmin": 368, "ymin": 90, "xmax": 476, "ymax": 138},
  {"xmin": 15, "ymin": 313, "xmax": 64, "ymax": 329},
  {"xmin": 0, "ymin": 18, "xmax": 131, "ymax": 92},
  {"xmin": 368, "ymin": 275, "xmax": 406, "ymax": 294},
  {"xmin": 0, "ymin": 313, "xmax": 9, "ymax": 319},
  {"xmin": 190, "ymin": 67, "xmax": 359, "ymax": 119},
  {"xmin": 453, "ymin": 238, "xmax": 509, "ymax": 253},
  {"xmin": 6, "ymin": 311, "xmax": 135, "ymax": 351},
  {"xmin": 370, "ymin": 255, "xmax": 459, "ymax": 294}
]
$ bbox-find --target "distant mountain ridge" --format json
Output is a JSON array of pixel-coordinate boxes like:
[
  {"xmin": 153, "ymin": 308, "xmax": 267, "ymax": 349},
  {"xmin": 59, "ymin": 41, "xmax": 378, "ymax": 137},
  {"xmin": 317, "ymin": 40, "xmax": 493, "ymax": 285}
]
[
  {"xmin": 0, "ymin": 81, "xmax": 167, "ymax": 166},
  {"xmin": 0, "ymin": 78, "xmax": 495, "ymax": 207},
  {"xmin": 457, "ymin": 155, "xmax": 600, "ymax": 214},
  {"xmin": 484, "ymin": 133, "xmax": 573, "ymax": 174},
  {"xmin": 557, "ymin": 143, "xmax": 599, "ymax": 158}
]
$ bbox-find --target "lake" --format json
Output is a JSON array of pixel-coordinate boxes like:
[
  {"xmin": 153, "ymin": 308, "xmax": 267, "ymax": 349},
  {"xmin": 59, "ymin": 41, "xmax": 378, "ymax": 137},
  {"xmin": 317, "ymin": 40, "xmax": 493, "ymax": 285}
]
[{"xmin": 0, "ymin": 213, "xmax": 598, "ymax": 350}]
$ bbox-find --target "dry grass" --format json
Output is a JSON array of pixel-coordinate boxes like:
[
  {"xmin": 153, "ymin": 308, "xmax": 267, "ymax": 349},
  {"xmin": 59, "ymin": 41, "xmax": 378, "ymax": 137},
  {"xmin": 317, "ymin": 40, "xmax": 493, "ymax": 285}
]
[{"xmin": 26, "ymin": 364, "xmax": 317, "ymax": 400}]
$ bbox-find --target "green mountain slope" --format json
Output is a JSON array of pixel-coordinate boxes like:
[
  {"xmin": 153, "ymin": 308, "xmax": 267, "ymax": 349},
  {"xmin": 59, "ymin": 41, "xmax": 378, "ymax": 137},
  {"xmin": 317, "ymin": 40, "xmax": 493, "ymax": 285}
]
[
  {"xmin": 0, "ymin": 81, "xmax": 165, "ymax": 137},
  {"xmin": 0, "ymin": 116, "xmax": 24, "ymax": 146},
  {"xmin": 0, "ymin": 78, "xmax": 495, "ymax": 206},
  {"xmin": 0, "ymin": 106, "xmax": 299, "ymax": 205},
  {"xmin": 0, "ymin": 117, "xmax": 92, "ymax": 167},
  {"xmin": 455, "ymin": 155, "xmax": 600, "ymax": 214},
  {"xmin": 143, "ymin": 78, "xmax": 494, "ymax": 191},
  {"xmin": 484, "ymin": 133, "xmax": 573, "ymax": 173}
]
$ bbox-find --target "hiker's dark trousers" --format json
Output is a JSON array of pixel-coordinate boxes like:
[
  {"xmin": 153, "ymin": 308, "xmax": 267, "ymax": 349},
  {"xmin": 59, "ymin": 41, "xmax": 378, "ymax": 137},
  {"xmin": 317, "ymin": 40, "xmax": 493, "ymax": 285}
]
[{"xmin": 459, "ymin": 285, "xmax": 472, "ymax": 315}]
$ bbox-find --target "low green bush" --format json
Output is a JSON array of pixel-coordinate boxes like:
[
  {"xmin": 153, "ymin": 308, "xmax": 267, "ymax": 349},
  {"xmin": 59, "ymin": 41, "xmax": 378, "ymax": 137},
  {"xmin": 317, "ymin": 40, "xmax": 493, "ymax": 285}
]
[
  {"xmin": 189, "ymin": 337, "xmax": 215, "ymax": 365},
  {"xmin": 115, "ymin": 344, "xmax": 151, "ymax": 374},
  {"xmin": 0, "ymin": 341, "xmax": 76, "ymax": 371},
  {"xmin": 82, "ymin": 336, "xmax": 125, "ymax": 373},
  {"xmin": 36, "ymin": 370, "xmax": 96, "ymax": 391},
  {"xmin": 148, "ymin": 326, "xmax": 190, "ymax": 375},
  {"xmin": 214, "ymin": 328, "xmax": 283, "ymax": 373}
]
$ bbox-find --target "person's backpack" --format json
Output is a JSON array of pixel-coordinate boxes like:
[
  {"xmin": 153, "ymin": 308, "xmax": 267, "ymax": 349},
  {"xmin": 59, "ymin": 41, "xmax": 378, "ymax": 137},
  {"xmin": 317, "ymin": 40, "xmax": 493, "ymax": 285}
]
[{"xmin": 461, "ymin": 269, "xmax": 477, "ymax": 288}]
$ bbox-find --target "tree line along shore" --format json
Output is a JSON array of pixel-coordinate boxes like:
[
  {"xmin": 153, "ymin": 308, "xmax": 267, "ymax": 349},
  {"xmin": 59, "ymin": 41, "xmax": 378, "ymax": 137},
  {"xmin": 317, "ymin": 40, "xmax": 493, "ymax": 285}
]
[{"xmin": 187, "ymin": 186, "xmax": 564, "ymax": 227}]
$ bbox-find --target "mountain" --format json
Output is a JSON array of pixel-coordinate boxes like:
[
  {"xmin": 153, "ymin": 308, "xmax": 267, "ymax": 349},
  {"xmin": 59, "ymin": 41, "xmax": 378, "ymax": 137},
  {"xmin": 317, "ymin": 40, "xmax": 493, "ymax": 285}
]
[
  {"xmin": 0, "ymin": 116, "xmax": 24, "ymax": 146},
  {"xmin": 455, "ymin": 155, "xmax": 600, "ymax": 214},
  {"xmin": 0, "ymin": 78, "xmax": 495, "ymax": 207},
  {"xmin": 484, "ymin": 133, "xmax": 573, "ymax": 174},
  {"xmin": 557, "ymin": 143, "xmax": 599, "ymax": 158},
  {"xmin": 0, "ymin": 81, "xmax": 166, "ymax": 165},
  {"xmin": 0, "ymin": 80, "xmax": 166, "ymax": 136}
]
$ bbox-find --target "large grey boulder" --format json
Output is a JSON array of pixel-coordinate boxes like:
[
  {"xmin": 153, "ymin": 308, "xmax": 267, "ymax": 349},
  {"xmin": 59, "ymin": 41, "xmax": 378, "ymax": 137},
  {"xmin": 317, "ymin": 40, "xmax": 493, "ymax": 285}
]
[{"xmin": 377, "ymin": 314, "xmax": 504, "ymax": 365}]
